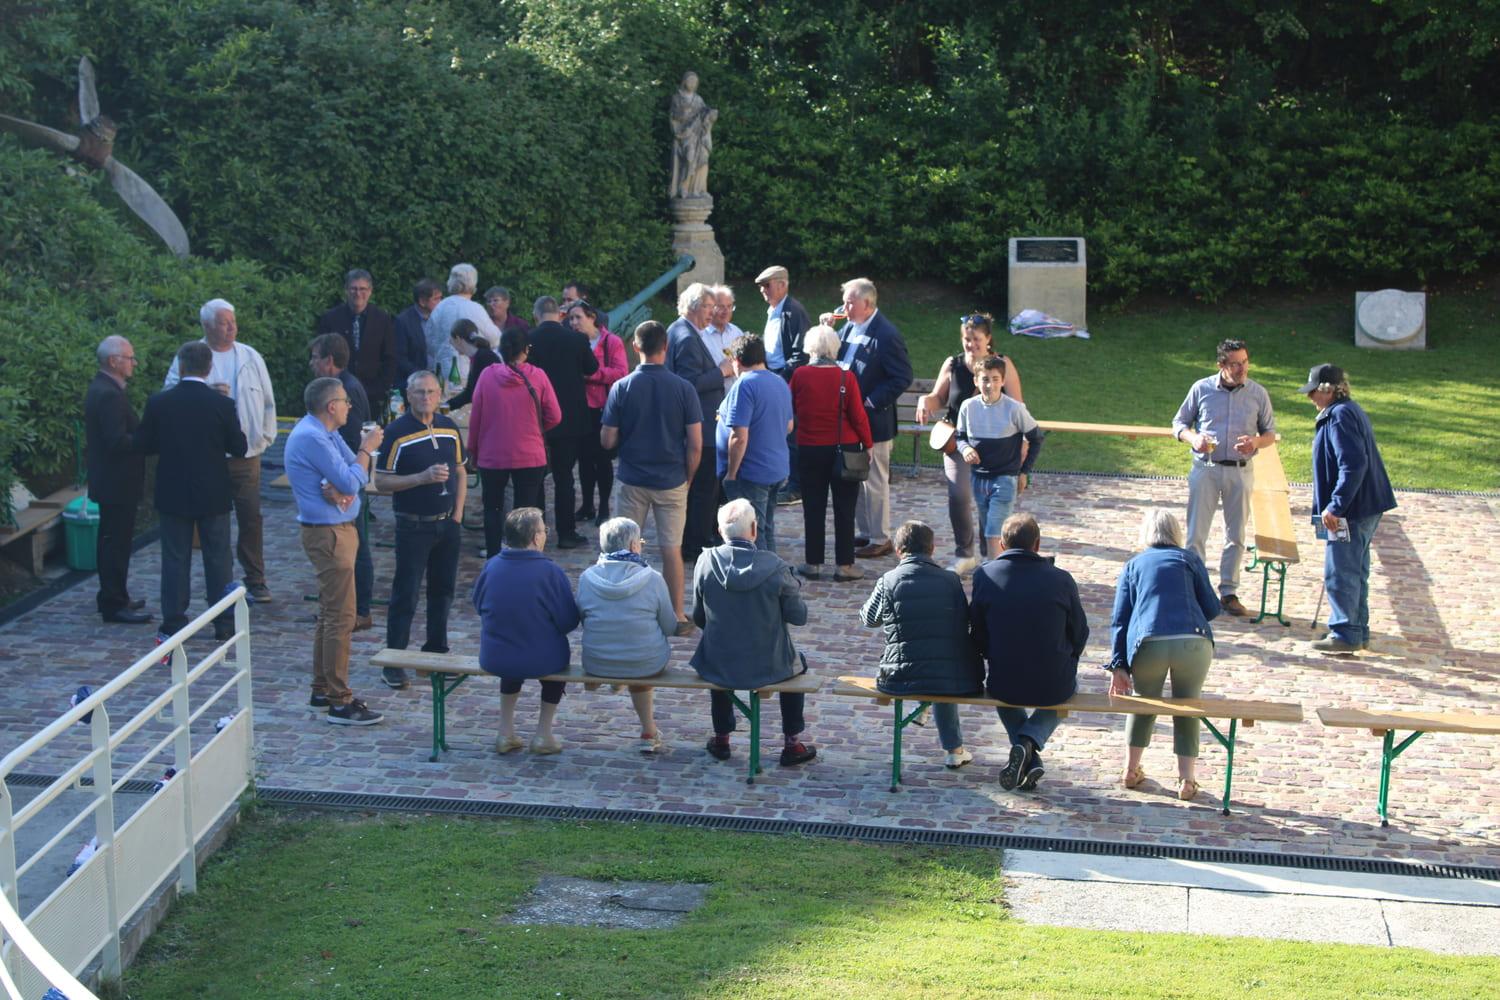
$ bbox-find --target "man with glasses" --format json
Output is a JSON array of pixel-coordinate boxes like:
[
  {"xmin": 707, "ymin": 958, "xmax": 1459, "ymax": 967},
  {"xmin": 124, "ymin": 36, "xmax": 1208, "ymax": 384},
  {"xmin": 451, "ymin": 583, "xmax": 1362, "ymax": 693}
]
[
  {"xmin": 316, "ymin": 268, "xmax": 397, "ymax": 415},
  {"xmin": 375, "ymin": 371, "xmax": 466, "ymax": 689},
  {"xmin": 86, "ymin": 336, "xmax": 151, "ymax": 624},
  {"xmin": 1171, "ymin": 339, "xmax": 1277, "ymax": 617},
  {"xmin": 755, "ymin": 265, "xmax": 812, "ymax": 505},
  {"xmin": 284, "ymin": 376, "xmax": 385, "ymax": 725},
  {"xmin": 309, "ymin": 334, "xmax": 374, "ymax": 630}
]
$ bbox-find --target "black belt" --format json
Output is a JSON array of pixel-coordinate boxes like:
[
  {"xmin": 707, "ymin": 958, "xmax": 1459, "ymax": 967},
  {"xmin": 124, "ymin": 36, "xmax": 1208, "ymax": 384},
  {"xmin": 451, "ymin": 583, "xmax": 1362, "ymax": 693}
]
[
  {"xmin": 395, "ymin": 511, "xmax": 451, "ymax": 522},
  {"xmin": 1200, "ymin": 458, "xmax": 1248, "ymax": 467}
]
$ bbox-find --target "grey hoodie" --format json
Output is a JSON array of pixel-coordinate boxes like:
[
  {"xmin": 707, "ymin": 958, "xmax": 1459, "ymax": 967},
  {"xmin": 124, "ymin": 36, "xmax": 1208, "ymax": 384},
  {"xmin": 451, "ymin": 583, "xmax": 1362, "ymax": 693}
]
[
  {"xmin": 577, "ymin": 558, "xmax": 677, "ymax": 678},
  {"xmin": 690, "ymin": 539, "xmax": 807, "ymax": 689}
]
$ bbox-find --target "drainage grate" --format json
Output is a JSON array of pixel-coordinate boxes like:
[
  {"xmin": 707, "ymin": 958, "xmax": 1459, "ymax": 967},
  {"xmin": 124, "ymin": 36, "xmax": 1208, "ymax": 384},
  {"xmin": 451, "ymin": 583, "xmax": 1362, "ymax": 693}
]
[
  {"xmin": 255, "ymin": 786, "xmax": 1500, "ymax": 882},
  {"xmin": 5, "ymin": 771, "xmax": 165, "ymax": 795}
]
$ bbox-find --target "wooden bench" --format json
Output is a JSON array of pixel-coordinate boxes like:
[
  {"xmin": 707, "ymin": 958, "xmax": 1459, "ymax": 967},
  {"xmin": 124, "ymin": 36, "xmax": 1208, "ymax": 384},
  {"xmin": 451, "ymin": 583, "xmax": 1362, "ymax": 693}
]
[
  {"xmin": 1244, "ymin": 442, "xmax": 1300, "ymax": 625},
  {"xmin": 372, "ymin": 648, "xmax": 822, "ymax": 783},
  {"xmin": 832, "ymin": 674, "xmax": 1303, "ymax": 814},
  {"xmin": 1317, "ymin": 707, "xmax": 1500, "ymax": 827},
  {"xmin": 0, "ymin": 484, "xmax": 87, "ymax": 575}
]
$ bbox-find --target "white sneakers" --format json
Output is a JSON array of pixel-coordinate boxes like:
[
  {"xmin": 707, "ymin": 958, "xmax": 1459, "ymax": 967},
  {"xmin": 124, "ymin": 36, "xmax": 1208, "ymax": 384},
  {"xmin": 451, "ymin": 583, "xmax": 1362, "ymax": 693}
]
[{"xmin": 944, "ymin": 747, "xmax": 974, "ymax": 769}]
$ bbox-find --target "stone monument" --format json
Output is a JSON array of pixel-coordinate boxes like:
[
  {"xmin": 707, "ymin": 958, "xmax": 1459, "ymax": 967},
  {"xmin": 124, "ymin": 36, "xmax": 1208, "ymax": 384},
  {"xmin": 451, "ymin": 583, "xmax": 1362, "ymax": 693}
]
[
  {"xmin": 1007, "ymin": 237, "xmax": 1086, "ymax": 328},
  {"xmin": 668, "ymin": 71, "xmax": 724, "ymax": 294},
  {"xmin": 1355, "ymin": 289, "xmax": 1426, "ymax": 350}
]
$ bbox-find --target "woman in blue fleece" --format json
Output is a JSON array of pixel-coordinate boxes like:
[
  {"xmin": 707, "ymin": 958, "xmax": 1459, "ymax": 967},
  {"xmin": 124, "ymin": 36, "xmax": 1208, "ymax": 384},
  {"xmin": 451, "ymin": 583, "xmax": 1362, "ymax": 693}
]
[
  {"xmin": 472, "ymin": 507, "xmax": 579, "ymax": 755},
  {"xmin": 1108, "ymin": 508, "xmax": 1221, "ymax": 802}
]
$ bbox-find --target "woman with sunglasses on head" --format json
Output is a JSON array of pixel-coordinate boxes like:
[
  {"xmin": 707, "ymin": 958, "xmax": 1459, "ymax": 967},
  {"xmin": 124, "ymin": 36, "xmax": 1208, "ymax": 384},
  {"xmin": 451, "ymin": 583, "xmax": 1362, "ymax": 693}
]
[
  {"xmin": 913, "ymin": 313, "xmax": 1023, "ymax": 575},
  {"xmin": 568, "ymin": 300, "xmax": 628, "ymax": 525}
]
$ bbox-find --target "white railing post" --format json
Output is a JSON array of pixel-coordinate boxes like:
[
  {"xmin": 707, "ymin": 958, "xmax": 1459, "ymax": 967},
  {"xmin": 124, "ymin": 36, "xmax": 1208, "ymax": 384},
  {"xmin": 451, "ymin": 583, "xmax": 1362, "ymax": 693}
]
[
  {"xmin": 170, "ymin": 645, "xmax": 197, "ymax": 895},
  {"xmin": 234, "ymin": 592, "xmax": 255, "ymax": 775},
  {"xmin": 0, "ymin": 781, "xmax": 16, "ymax": 987},
  {"xmin": 89, "ymin": 707, "xmax": 121, "ymax": 980}
]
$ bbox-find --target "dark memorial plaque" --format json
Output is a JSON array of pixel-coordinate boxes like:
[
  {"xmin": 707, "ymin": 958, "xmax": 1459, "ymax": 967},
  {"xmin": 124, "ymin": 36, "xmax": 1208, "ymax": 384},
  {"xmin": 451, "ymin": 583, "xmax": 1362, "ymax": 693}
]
[{"xmin": 1015, "ymin": 239, "xmax": 1079, "ymax": 263}]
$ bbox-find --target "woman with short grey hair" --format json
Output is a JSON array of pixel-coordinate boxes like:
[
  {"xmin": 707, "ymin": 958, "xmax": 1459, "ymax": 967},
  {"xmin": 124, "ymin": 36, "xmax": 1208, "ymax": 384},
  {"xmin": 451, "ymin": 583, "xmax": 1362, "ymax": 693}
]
[
  {"xmin": 1107, "ymin": 508, "xmax": 1222, "ymax": 800},
  {"xmin": 575, "ymin": 517, "xmax": 678, "ymax": 753}
]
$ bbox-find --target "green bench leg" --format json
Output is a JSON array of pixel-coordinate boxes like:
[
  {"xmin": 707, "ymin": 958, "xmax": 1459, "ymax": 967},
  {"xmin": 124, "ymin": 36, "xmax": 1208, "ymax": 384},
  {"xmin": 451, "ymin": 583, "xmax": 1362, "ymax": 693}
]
[
  {"xmin": 1251, "ymin": 559, "xmax": 1289, "ymax": 626},
  {"xmin": 727, "ymin": 691, "xmax": 761, "ymax": 784},
  {"xmin": 1201, "ymin": 717, "xmax": 1238, "ymax": 815},
  {"xmin": 428, "ymin": 672, "xmax": 467, "ymax": 761},
  {"xmin": 889, "ymin": 699, "xmax": 932, "ymax": 792},
  {"xmin": 1378, "ymin": 729, "xmax": 1425, "ymax": 827}
]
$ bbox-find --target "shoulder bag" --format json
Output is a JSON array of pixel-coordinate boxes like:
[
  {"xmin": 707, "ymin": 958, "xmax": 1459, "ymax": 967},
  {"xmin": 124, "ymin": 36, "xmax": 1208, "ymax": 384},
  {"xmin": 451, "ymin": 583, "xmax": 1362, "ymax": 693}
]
[{"xmin": 834, "ymin": 370, "xmax": 870, "ymax": 482}]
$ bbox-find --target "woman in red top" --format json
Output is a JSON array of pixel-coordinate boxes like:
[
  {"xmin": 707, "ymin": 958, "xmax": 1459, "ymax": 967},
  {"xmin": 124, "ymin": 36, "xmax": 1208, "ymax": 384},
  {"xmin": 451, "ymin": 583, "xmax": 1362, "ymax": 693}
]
[
  {"xmin": 470, "ymin": 326, "xmax": 562, "ymax": 557},
  {"xmin": 790, "ymin": 324, "xmax": 873, "ymax": 581},
  {"xmin": 568, "ymin": 300, "xmax": 628, "ymax": 525}
]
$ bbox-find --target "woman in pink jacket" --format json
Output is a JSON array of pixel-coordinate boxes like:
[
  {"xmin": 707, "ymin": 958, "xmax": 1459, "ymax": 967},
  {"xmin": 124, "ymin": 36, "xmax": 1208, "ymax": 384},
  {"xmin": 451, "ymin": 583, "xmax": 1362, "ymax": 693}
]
[
  {"xmin": 470, "ymin": 326, "xmax": 562, "ymax": 557},
  {"xmin": 569, "ymin": 300, "xmax": 628, "ymax": 526}
]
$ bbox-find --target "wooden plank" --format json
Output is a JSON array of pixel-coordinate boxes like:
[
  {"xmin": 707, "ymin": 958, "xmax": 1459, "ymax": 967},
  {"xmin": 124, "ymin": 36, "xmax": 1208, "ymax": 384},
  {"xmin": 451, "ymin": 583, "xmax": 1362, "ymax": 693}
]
[
  {"xmin": 833, "ymin": 675, "xmax": 1302, "ymax": 722},
  {"xmin": 1252, "ymin": 442, "xmax": 1290, "ymax": 494},
  {"xmin": 1318, "ymin": 706, "xmax": 1500, "ymax": 736},
  {"xmin": 373, "ymin": 649, "xmax": 821, "ymax": 694},
  {"xmin": 1034, "ymin": 420, "xmax": 1176, "ymax": 439}
]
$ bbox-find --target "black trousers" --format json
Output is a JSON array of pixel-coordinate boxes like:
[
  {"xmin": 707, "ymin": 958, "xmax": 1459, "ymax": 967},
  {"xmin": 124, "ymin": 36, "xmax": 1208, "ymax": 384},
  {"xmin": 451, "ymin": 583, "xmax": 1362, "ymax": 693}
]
[
  {"xmin": 95, "ymin": 501, "xmax": 137, "ymax": 615},
  {"xmin": 710, "ymin": 690, "xmax": 806, "ymax": 736},
  {"xmin": 158, "ymin": 511, "xmax": 232, "ymax": 635},
  {"xmin": 577, "ymin": 408, "xmax": 616, "ymax": 515},
  {"xmin": 683, "ymin": 439, "xmax": 720, "ymax": 559},
  {"xmin": 797, "ymin": 445, "xmax": 861, "ymax": 566},
  {"xmin": 546, "ymin": 432, "xmax": 582, "ymax": 537},
  {"xmin": 480, "ymin": 466, "xmax": 546, "ymax": 558},
  {"xmin": 386, "ymin": 517, "xmax": 460, "ymax": 653}
]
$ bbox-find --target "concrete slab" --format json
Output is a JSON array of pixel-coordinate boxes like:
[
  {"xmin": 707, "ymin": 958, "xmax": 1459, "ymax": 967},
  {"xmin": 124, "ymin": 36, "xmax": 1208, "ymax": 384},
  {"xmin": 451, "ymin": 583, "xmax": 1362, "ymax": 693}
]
[
  {"xmin": 1004, "ymin": 849, "xmax": 1500, "ymax": 906},
  {"xmin": 504, "ymin": 876, "xmax": 708, "ymax": 929},
  {"xmin": 1381, "ymin": 899, "xmax": 1500, "ymax": 956},
  {"xmin": 1186, "ymin": 888, "xmax": 1390, "ymax": 946},
  {"xmin": 1004, "ymin": 877, "xmax": 1187, "ymax": 933}
]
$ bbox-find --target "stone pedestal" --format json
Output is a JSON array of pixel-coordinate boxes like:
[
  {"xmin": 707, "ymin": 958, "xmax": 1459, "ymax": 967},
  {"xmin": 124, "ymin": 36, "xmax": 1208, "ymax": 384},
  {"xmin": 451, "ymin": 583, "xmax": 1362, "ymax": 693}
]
[
  {"xmin": 1355, "ymin": 289, "xmax": 1426, "ymax": 350},
  {"xmin": 671, "ymin": 196, "xmax": 724, "ymax": 295},
  {"xmin": 1008, "ymin": 237, "xmax": 1086, "ymax": 328}
]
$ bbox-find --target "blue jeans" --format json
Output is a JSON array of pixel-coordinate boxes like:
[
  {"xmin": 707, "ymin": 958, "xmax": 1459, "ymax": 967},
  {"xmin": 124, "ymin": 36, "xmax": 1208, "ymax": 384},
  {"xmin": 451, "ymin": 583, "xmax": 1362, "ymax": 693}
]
[
  {"xmin": 932, "ymin": 703, "xmax": 963, "ymax": 751},
  {"xmin": 386, "ymin": 517, "xmax": 461, "ymax": 653},
  {"xmin": 722, "ymin": 478, "xmax": 782, "ymax": 552},
  {"xmin": 971, "ymin": 473, "xmax": 1018, "ymax": 538},
  {"xmin": 1324, "ymin": 512, "xmax": 1382, "ymax": 646}
]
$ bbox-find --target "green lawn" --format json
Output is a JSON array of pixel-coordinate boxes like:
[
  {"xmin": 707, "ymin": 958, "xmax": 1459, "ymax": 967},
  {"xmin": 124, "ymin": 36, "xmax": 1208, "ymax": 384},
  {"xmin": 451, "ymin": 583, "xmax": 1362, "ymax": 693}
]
[
  {"xmin": 119, "ymin": 809, "xmax": 1498, "ymax": 998},
  {"xmin": 712, "ymin": 278, "xmax": 1500, "ymax": 492}
]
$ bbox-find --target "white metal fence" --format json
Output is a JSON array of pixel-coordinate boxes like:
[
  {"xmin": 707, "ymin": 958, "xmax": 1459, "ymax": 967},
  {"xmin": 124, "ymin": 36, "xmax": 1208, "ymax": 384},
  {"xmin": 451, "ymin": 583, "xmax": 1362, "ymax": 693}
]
[{"xmin": 0, "ymin": 588, "xmax": 255, "ymax": 997}]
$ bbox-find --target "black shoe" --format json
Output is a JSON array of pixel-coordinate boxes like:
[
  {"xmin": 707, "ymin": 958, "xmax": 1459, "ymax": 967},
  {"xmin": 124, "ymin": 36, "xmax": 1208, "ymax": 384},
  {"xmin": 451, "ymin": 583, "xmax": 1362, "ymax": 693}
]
[
  {"xmin": 775, "ymin": 489, "xmax": 802, "ymax": 506},
  {"xmin": 594, "ymin": 503, "xmax": 609, "ymax": 527},
  {"xmin": 999, "ymin": 743, "xmax": 1028, "ymax": 790},
  {"xmin": 214, "ymin": 623, "xmax": 236, "ymax": 642},
  {"xmin": 381, "ymin": 667, "xmax": 410, "ymax": 690},
  {"xmin": 557, "ymin": 532, "xmax": 588, "ymax": 550},
  {"xmin": 310, "ymin": 693, "xmax": 331, "ymax": 708},
  {"xmin": 102, "ymin": 608, "xmax": 154, "ymax": 624},
  {"xmin": 706, "ymin": 736, "xmax": 731, "ymax": 761},
  {"xmin": 575, "ymin": 506, "xmax": 596, "ymax": 522},
  {"xmin": 779, "ymin": 740, "xmax": 817, "ymax": 767},
  {"xmin": 129, "ymin": 598, "xmax": 146, "ymax": 611},
  {"xmin": 1018, "ymin": 747, "xmax": 1045, "ymax": 791},
  {"xmin": 327, "ymin": 699, "xmax": 383, "ymax": 726},
  {"xmin": 853, "ymin": 536, "xmax": 870, "ymax": 549}
]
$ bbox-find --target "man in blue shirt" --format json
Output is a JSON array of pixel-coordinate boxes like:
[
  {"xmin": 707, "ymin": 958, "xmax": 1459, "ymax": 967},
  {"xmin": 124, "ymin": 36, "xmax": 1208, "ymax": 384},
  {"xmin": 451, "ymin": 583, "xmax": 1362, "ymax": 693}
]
[
  {"xmin": 717, "ymin": 335, "xmax": 793, "ymax": 553},
  {"xmin": 666, "ymin": 282, "xmax": 732, "ymax": 564},
  {"xmin": 1171, "ymin": 339, "xmax": 1277, "ymax": 617},
  {"xmin": 755, "ymin": 265, "xmax": 813, "ymax": 505},
  {"xmin": 602, "ymin": 321, "xmax": 704, "ymax": 630},
  {"xmin": 309, "ymin": 334, "xmax": 374, "ymax": 631},
  {"xmin": 284, "ymin": 376, "xmax": 385, "ymax": 726}
]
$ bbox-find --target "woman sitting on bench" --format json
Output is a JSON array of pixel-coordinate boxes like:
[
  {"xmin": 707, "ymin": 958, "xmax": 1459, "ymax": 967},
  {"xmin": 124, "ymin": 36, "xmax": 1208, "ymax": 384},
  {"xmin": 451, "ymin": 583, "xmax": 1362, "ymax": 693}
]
[
  {"xmin": 472, "ymin": 507, "xmax": 580, "ymax": 755},
  {"xmin": 576, "ymin": 517, "xmax": 679, "ymax": 754},
  {"xmin": 1108, "ymin": 508, "xmax": 1222, "ymax": 801}
]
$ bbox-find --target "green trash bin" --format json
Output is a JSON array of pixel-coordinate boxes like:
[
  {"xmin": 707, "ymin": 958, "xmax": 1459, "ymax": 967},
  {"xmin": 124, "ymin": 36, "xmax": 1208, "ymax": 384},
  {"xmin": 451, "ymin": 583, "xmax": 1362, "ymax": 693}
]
[{"xmin": 63, "ymin": 496, "xmax": 100, "ymax": 572}]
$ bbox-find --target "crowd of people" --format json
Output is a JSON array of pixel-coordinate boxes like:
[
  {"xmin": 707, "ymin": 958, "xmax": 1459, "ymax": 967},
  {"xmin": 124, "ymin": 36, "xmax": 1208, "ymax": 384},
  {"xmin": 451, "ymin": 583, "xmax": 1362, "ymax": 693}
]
[{"xmin": 80, "ymin": 262, "xmax": 1396, "ymax": 774}]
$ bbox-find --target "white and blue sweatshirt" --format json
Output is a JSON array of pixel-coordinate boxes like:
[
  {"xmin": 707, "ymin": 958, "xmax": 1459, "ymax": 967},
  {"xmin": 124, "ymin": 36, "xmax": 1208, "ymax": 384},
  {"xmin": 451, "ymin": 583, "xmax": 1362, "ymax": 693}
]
[{"xmin": 955, "ymin": 394, "xmax": 1044, "ymax": 477}]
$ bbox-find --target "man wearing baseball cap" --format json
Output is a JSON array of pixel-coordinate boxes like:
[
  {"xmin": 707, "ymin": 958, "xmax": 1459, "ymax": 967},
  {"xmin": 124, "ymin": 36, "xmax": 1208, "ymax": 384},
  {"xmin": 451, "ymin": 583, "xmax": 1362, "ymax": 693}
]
[
  {"xmin": 756, "ymin": 265, "xmax": 812, "ymax": 505},
  {"xmin": 1301, "ymin": 363, "xmax": 1396, "ymax": 653}
]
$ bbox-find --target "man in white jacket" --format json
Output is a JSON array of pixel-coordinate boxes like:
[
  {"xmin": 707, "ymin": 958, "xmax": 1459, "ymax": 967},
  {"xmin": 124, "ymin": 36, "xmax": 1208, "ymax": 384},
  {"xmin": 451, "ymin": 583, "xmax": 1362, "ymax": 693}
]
[{"xmin": 164, "ymin": 299, "xmax": 279, "ymax": 602}]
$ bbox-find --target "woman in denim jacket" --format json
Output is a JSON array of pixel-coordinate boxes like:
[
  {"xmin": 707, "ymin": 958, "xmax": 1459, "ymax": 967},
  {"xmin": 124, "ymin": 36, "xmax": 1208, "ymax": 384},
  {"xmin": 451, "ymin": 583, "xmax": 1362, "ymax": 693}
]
[{"xmin": 1108, "ymin": 508, "xmax": 1221, "ymax": 801}]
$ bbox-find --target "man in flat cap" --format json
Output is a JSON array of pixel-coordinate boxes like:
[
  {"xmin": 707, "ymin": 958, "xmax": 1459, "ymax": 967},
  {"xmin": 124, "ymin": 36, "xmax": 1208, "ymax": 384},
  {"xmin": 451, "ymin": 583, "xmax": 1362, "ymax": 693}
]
[{"xmin": 756, "ymin": 265, "xmax": 812, "ymax": 505}]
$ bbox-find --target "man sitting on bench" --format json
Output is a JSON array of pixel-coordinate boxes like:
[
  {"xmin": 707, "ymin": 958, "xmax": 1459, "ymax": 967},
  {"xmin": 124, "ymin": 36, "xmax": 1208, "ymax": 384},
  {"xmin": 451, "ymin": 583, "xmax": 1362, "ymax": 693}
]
[
  {"xmin": 970, "ymin": 513, "xmax": 1090, "ymax": 791},
  {"xmin": 691, "ymin": 499, "xmax": 817, "ymax": 767}
]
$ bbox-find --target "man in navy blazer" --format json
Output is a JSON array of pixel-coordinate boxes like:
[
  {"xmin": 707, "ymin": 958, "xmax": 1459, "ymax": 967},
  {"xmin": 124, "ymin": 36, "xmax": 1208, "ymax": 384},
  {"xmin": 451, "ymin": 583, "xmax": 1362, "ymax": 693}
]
[
  {"xmin": 829, "ymin": 277, "xmax": 913, "ymax": 558},
  {"xmin": 135, "ymin": 341, "xmax": 249, "ymax": 641},
  {"xmin": 666, "ymin": 282, "xmax": 734, "ymax": 562},
  {"xmin": 85, "ymin": 336, "xmax": 150, "ymax": 623},
  {"xmin": 393, "ymin": 278, "xmax": 443, "ymax": 399},
  {"xmin": 316, "ymin": 268, "xmax": 397, "ymax": 412}
]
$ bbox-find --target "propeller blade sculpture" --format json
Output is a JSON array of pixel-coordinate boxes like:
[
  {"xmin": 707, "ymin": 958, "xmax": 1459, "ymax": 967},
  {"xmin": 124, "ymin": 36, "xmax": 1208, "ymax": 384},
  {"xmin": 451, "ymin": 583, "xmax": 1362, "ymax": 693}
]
[{"xmin": 0, "ymin": 56, "xmax": 190, "ymax": 258}]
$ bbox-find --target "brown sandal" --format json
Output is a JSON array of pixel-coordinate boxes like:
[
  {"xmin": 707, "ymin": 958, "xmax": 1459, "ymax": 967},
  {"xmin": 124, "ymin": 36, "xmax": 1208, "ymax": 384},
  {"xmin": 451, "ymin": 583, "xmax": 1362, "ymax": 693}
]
[
  {"xmin": 1177, "ymin": 777, "xmax": 1200, "ymax": 801},
  {"xmin": 1122, "ymin": 765, "xmax": 1147, "ymax": 789}
]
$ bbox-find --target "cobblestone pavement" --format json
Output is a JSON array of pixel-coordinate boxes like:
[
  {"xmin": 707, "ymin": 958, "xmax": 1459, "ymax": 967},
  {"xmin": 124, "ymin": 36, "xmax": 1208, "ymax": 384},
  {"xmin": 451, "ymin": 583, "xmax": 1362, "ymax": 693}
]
[{"xmin": 3, "ymin": 452, "xmax": 1497, "ymax": 871}]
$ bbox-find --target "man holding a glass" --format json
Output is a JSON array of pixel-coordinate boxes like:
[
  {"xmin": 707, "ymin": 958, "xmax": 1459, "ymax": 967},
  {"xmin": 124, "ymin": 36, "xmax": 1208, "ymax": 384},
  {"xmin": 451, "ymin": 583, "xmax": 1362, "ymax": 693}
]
[{"xmin": 375, "ymin": 370, "xmax": 466, "ymax": 690}]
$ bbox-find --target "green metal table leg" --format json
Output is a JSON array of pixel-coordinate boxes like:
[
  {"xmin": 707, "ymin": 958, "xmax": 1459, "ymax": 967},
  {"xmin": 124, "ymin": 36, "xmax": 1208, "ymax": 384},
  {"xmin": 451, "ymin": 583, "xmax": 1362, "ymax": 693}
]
[
  {"xmin": 727, "ymin": 691, "xmax": 760, "ymax": 784},
  {"xmin": 1201, "ymin": 717, "xmax": 1237, "ymax": 815},
  {"xmin": 889, "ymin": 699, "xmax": 932, "ymax": 792},
  {"xmin": 429, "ymin": 672, "xmax": 466, "ymax": 761},
  {"xmin": 1251, "ymin": 561, "xmax": 1290, "ymax": 626},
  {"xmin": 1377, "ymin": 729, "xmax": 1425, "ymax": 827}
]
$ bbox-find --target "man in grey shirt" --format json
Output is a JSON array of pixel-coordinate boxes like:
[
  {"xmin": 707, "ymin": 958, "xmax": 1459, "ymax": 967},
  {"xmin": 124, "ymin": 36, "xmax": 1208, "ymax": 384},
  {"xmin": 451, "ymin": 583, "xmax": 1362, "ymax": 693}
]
[{"xmin": 1171, "ymin": 339, "xmax": 1277, "ymax": 617}]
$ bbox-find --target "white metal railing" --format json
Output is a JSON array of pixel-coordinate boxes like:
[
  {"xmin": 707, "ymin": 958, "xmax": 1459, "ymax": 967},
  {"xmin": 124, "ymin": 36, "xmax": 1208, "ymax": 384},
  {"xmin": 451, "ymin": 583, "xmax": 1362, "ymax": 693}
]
[{"xmin": 0, "ymin": 588, "xmax": 255, "ymax": 997}]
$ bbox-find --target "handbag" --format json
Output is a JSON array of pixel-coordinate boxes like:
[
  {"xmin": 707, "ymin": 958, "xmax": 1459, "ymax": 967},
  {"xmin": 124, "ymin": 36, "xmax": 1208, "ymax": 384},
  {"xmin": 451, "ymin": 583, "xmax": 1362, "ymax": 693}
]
[
  {"xmin": 928, "ymin": 419, "xmax": 958, "ymax": 455},
  {"xmin": 834, "ymin": 371, "xmax": 870, "ymax": 482}
]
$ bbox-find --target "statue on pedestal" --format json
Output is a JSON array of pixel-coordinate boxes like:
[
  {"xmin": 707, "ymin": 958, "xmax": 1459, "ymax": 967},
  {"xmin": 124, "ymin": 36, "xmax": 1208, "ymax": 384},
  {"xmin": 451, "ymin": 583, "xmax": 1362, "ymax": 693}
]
[{"xmin": 669, "ymin": 72, "xmax": 717, "ymax": 201}]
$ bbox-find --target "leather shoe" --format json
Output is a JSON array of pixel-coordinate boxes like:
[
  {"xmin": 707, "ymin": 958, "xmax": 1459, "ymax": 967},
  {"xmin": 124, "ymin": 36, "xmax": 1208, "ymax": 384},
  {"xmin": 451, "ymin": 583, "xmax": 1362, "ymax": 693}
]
[
  {"xmin": 129, "ymin": 598, "xmax": 146, "ymax": 611},
  {"xmin": 1311, "ymin": 635, "xmax": 1361, "ymax": 654},
  {"xmin": 103, "ymin": 609, "xmax": 154, "ymax": 624},
  {"xmin": 1220, "ymin": 595, "xmax": 1250, "ymax": 617},
  {"xmin": 853, "ymin": 536, "xmax": 870, "ymax": 549},
  {"xmin": 557, "ymin": 532, "xmax": 588, "ymax": 550},
  {"xmin": 353, "ymin": 614, "xmax": 374, "ymax": 632},
  {"xmin": 854, "ymin": 540, "xmax": 894, "ymax": 559}
]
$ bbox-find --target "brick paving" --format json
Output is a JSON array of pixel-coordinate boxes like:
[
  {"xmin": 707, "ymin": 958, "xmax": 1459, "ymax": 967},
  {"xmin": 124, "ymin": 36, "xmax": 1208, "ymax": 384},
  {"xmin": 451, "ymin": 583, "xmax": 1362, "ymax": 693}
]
[{"xmin": 3, "ymin": 450, "xmax": 1497, "ymax": 870}]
